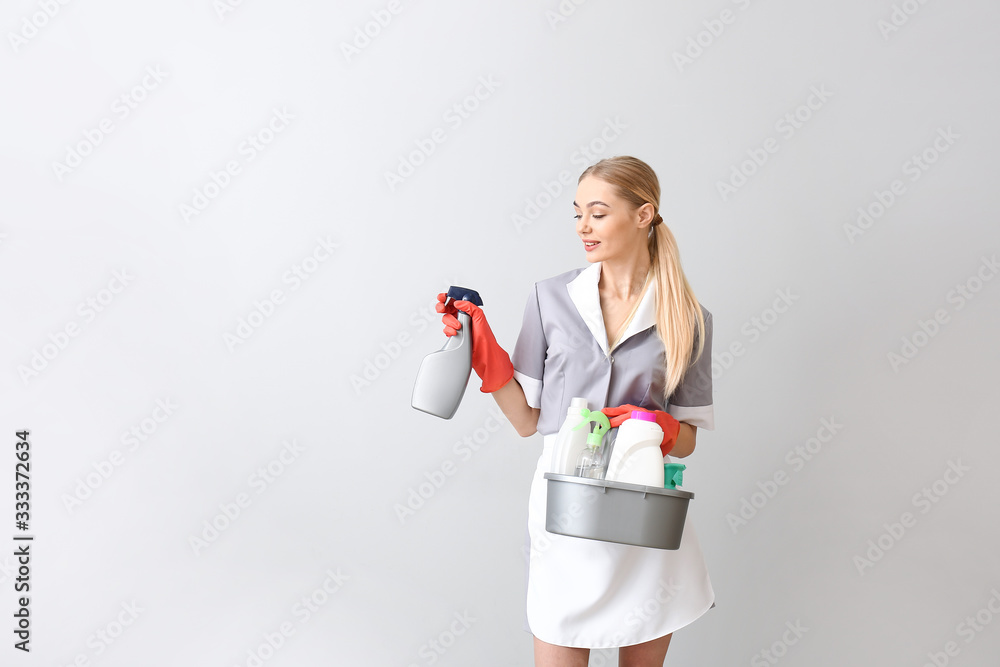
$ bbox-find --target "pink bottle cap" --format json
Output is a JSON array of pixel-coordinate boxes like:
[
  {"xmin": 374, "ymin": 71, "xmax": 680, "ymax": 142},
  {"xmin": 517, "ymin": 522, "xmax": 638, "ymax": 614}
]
[{"xmin": 631, "ymin": 410, "xmax": 656, "ymax": 422}]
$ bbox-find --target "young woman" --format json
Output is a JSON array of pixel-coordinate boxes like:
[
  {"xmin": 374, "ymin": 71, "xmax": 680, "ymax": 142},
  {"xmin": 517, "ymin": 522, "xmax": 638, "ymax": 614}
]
[{"xmin": 437, "ymin": 155, "xmax": 715, "ymax": 667}]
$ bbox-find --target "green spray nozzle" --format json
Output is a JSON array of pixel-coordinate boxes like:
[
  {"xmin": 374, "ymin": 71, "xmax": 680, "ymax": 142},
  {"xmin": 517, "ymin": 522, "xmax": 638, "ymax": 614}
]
[
  {"xmin": 571, "ymin": 408, "xmax": 611, "ymax": 448},
  {"xmin": 664, "ymin": 463, "xmax": 686, "ymax": 489}
]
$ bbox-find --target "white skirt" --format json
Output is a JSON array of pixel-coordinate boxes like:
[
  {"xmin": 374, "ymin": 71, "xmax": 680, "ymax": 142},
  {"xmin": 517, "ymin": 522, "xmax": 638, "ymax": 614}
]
[{"xmin": 524, "ymin": 432, "xmax": 715, "ymax": 649}]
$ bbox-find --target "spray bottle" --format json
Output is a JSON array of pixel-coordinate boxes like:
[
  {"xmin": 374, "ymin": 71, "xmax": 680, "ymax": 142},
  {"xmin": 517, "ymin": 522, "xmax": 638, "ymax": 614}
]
[
  {"xmin": 663, "ymin": 463, "xmax": 687, "ymax": 489},
  {"xmin": 410, "ymin": 286, "xmax": 483, "ymax": 420},
  {"xmin": 573, "ymin": 409, "xmax": 611, "ymax": 479}
]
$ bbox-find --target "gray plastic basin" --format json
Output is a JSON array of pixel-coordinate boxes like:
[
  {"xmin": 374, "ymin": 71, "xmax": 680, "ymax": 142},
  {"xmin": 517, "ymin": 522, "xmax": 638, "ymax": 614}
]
[{"xmin": 543, "ymin": 473, "xmax": 694, "ymax": 550}]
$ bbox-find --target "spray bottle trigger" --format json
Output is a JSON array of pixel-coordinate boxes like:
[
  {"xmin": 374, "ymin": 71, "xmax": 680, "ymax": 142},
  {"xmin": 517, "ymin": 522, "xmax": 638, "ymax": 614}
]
[{"xmin": 571, "ymin": 408, "xmax": 610, "ymax": 447}]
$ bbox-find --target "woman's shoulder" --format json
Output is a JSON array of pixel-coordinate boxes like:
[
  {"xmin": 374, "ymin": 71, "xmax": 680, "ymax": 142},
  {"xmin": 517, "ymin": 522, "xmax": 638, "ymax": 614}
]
[
  {"xmin": 532, "ymin": 264, "xmax": 590, "ymax": 296},
  {"xmin": 528, "ymin": 267, "xmax": 588, "ymax": 306},
  {"xmin": 518, "ymin": 267, "xmax": 587, "ymax": 319},
  {"xmin": 536, "ymin": 266, "xmax": 587, "ymax": 287}
]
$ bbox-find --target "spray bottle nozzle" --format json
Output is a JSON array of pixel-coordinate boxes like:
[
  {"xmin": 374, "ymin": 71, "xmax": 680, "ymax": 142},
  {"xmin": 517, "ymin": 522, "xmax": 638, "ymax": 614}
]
[
  {"xmin": 572, "ymin": 408, "xmax": 611, "ymax": 447},
  {"xmin": 664, "ymin": 463, "xmax": 686, "ymax": 489}
]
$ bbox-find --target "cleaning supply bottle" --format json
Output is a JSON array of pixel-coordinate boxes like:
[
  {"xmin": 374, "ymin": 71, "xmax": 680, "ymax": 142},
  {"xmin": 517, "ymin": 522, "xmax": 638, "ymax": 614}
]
[
  {"xmin": 605, "ymin": 411, "xmax": 665, "ymax": 487},
  {"xmin": 411, "ymin": 286, "xmax": 483, "ymax": 420},
  {"xmin": 574, "ymin": 441, "xmax": 603, "ymax": 479},
  {"xmin": 549, "ymin": 398, "xmax": 591, "ymax": 475},
  {"xmin": 573, "ymin": 409, "xmax": 611, "ymax": 479},
  {"xmin": 663, "ymin": 463, "xmax": 686, "ymax": 489}
]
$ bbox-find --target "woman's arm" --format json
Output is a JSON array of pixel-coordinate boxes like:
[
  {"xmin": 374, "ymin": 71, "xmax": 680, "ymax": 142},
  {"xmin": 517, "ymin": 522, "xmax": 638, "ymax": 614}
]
[
  {"xmin": 492, "ymin": 377, "xmax": 540, "ymax": 437},
  {"xmin": 670, "ymin": 423, "xmax": 697, "ymax": 458}
]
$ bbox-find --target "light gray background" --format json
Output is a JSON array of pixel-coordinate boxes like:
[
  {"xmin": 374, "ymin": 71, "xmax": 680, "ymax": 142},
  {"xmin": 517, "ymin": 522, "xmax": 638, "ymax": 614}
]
[{"xmin": 2, "ymin": 1, "xmax": 999, "ymax": 665}]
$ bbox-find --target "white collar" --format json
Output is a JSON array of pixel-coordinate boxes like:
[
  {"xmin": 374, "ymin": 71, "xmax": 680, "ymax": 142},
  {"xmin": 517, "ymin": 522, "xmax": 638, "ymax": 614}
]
[{"xmin": 566, "ymin": 261, "xmax": 657, "ymax": 356}]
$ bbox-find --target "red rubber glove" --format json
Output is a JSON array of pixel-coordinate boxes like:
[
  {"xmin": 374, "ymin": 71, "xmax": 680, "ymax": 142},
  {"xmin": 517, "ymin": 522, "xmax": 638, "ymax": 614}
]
[
  {"xmin": 436, "ymin": 293, "xmax": 514, "ymax": 393},
  {"xmin": 436, "ymin": 292, "xmax": 459, "ymax": 330},
  {"xmin": 601, "ymin": 404, "xmax": 681, "ymax": 457}
]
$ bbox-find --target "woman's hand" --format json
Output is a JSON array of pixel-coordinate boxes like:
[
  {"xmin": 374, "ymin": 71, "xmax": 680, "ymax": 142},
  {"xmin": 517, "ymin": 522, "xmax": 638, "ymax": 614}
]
[
  {"xmin": 436, "ymin": 292, "xmax": 459, "ymax": 333},
  {"xmin": 436, "ymin": 293, "xmax": 514, "ymax": 393},
  {"xmin": 600, "ymin": 404, "xmax": 681, "ymax": 457}
]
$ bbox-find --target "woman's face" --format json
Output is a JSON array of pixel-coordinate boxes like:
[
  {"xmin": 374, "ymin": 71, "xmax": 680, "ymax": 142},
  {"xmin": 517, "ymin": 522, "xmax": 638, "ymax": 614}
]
[{"xmin": 573, "ymin": 176, "xmax": 651, "ymax": 262}]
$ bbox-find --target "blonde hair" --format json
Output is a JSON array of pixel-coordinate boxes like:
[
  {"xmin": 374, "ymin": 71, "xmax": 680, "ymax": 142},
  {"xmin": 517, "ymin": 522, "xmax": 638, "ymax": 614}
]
[{"xmin": 578, "ymin": 155, "xmax": 707, "ymax": 403}]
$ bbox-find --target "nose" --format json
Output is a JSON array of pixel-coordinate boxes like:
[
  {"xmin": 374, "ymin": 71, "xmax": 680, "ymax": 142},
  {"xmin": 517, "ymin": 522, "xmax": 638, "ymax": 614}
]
[{"xmin": 576, "ymin": 216, "xmax": 590, "ymax": 236}]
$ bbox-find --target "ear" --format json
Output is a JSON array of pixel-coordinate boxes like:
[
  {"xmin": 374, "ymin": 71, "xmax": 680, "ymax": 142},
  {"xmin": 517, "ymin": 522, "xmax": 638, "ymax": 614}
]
[{"xmin": 636, "ymin": 202, "xmax": 655, "ymax": 229}]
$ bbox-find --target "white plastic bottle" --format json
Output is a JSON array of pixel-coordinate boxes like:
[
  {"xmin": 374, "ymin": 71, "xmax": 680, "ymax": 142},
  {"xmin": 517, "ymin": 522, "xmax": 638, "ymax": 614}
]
[
  {"xmin": 549, "ymin": 397, "xmax": 591, "ymax": 475},
  {"xmin": 604, "ymin": 411, "xmax": 665, "ymax": 487}
]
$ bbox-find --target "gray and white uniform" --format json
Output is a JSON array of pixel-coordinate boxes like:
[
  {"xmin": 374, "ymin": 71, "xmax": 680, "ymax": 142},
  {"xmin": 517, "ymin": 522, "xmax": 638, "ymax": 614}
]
[{"xmin": 512, "ymin": 260, "xmax": 715, "ymax": 649}]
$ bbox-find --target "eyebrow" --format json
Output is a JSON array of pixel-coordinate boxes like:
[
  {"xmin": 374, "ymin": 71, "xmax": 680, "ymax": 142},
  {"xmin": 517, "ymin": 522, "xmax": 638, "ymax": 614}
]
[{"xmin": 572, "ymin": 200, "xmax": 610, "ymax": 208}]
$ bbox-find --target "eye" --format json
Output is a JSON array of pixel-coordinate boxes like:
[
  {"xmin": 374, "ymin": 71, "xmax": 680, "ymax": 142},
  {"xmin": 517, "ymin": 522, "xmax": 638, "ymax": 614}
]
[{"xmin": 593, "ymin": 215, "xmax": 605, "ymax": 219}]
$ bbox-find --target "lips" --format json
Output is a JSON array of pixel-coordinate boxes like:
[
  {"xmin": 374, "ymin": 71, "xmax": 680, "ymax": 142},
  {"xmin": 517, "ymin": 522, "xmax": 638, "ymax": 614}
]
[{"xmin": 584, "ymin": 240, "xmax": 600, "ymax": 252}]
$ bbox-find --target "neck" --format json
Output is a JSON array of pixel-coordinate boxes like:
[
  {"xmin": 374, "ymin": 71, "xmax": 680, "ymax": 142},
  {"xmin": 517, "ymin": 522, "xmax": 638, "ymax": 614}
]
[{"xmin": 599, "ymin": 255, "xmax": 651, "ymax": 302}]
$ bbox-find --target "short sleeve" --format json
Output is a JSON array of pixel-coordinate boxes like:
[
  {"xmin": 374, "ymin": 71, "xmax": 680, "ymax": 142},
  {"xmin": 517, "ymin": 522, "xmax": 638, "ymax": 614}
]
[
  {"xmin": 511, "ymin": 282, "xmax": 546, "ymax": 409},
  {"xmin": 666, "ymin": 309, "xmax": 714, "ymax": 430}
]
